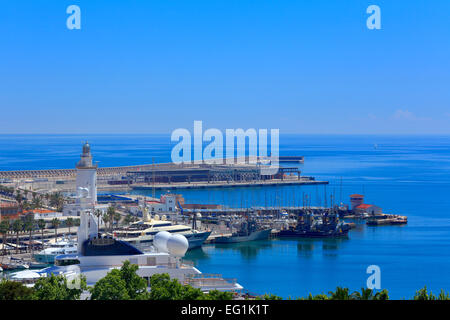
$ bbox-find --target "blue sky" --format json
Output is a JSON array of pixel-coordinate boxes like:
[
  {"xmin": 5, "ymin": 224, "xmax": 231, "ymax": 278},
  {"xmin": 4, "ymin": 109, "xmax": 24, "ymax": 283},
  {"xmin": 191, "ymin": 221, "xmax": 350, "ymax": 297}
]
[{"xmin": 0, "ymin": 0, "xmax": 449, "ymax": 134}]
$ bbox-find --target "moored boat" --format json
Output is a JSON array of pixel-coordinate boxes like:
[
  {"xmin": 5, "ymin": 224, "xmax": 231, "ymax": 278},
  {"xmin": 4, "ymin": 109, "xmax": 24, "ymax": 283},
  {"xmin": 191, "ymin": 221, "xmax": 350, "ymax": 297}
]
[
  {"xmin": 114, "ymin": 210, "xmax": 211, "ymax": 250},
  {"xmin": 214, "ymin": 219, "xmax": 272, "ymax": 243},
  {"xmin": 33, "ymin": 238, "xmax": 78, "ymax": 264},
  {"xmin": 278, "ymin": 211, "xmax": 351, "ymax": 238},
  {"xmin": 366, "ymin": 214, "xmax": 408, "ymax": 226},
  {"xmin": 9, "ymin": 208, "xmax": 243, "ymax": 294}
]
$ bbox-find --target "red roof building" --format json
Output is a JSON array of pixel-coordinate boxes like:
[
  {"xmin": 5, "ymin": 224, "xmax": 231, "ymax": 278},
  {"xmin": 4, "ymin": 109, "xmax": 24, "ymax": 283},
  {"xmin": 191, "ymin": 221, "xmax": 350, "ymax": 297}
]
[{"xmin": 354, "ymin": 203, "xmax": 382, "ymax": 215}]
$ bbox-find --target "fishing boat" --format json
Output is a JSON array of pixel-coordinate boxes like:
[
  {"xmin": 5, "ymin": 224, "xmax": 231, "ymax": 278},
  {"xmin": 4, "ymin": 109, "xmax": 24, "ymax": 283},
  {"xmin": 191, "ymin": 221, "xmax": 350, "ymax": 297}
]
[
  {"xmin": 0, "ymin": 257, "xmax": 29, "ymax": 271},
  {"xmin": 278, "ymin": 211, "xmax": 351, "ymax": 238},
  {"xmin": 215, "ymin": 219, "xmax": 272, "ymax": 243}
]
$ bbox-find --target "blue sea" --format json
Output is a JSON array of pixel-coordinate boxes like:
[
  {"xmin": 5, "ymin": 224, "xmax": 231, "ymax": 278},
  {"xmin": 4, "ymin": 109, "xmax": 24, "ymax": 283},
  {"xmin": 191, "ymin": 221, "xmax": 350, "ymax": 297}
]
[{"xmin": 1, "ymin": 134, "xmax": 450, "ymax": 299}]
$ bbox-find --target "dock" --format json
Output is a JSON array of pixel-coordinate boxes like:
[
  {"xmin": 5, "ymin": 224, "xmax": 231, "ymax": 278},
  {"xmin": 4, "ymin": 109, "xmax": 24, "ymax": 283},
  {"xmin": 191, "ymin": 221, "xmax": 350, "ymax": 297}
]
[
  {"xmin": 278, "ymin": 156, "xmax": 304, "ymax": 163},
  {"xmin": 132, "ymin": 178, "xmax": 327, "ymax": 190},
  {"xmin": 0, "ymin": 156, "xmax": 328, "ymax": 193}
]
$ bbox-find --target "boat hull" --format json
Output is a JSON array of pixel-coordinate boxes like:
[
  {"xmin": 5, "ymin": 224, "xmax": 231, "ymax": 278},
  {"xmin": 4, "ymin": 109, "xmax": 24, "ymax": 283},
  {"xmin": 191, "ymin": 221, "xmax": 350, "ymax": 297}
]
[
  {"xmin": 33, "ymin": 253, "xmax": 57, "ymax": 264},
  {"xmin": 129, "ymin": 231, "xmax": 212, "ymax": 250},
  {"xmin": 277, "ymin": 229, "xmax": 349, "ymax": 238},
  {"xmin": 214, "ymin": 228, "xmax": 272, "ymax": 243}
]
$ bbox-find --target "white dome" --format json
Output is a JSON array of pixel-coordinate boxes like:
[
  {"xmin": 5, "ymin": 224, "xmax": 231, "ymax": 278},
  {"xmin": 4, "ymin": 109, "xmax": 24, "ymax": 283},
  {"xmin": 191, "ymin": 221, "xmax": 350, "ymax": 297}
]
[
  {"xmin": 153, "ymin": 231, "xmax": 171, "ymax": 253},
  {"xmin": 154, "ymin": 214, "xmax": 160, "ymax": 220},
  {"xmin": 161, "ymin": 215, "xmax": 167, "ymax": 221},
  {"xmin": 166, "ymin": 234, "xmax": 189, "ymax": 257}
]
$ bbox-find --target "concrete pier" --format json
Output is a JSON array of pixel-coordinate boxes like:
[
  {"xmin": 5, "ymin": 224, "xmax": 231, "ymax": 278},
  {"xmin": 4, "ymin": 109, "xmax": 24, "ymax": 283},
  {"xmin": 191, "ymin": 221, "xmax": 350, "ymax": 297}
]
[{"xmin": 132, "ymin": 178, "xmax": 327, "ymax": 191}]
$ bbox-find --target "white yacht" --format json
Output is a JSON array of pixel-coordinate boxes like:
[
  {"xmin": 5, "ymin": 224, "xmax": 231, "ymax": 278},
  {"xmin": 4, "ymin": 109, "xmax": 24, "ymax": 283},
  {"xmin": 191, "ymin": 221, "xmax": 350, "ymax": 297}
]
[
  {"xmin": 11, "ymin": 209, "xmax": 242, "ymax": 293},
  {"xmin": 114, "ymin": 210, "xmax": 211, "ymax": 250},
  {"xmin": 33, "ymin": 238, "xmax": 78, "ymax": 264}
]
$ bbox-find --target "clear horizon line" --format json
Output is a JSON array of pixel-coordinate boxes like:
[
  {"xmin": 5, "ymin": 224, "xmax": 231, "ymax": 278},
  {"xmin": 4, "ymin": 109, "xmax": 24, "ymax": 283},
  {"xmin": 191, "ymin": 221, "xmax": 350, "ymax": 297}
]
[{"xmin": 0, "ymin": 132, "xmax": 450, "ymax": 136}]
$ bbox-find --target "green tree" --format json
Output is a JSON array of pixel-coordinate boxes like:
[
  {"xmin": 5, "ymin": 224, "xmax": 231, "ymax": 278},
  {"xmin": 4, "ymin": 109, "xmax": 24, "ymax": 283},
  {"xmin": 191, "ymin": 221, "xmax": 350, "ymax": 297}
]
[
  {"xmin": 205, "ymin": 290, "xmax": 233, "ymax": 300},
  {"xmin": 22, "ymin": 201, "xmax": 31, "ymax": 212},
  {"xmin": 437, "ymin": 290, "xmax": 450, "ymax": 300},
  {"xmin": 297, "ymin": 293, "xmax": 329, "ymax": 300},
  {"xmin": 102, "ymin": 212, "xmax": 110, "ymax": 232},
  {"xmin": 89, "ymin": 269, "xmax": 130, "ymax": 300},
  {"xmin": 259, "ymin": 293, "xmax": 283, "ymax": 300},
  {"xmin": 414, "ymin": 286, "xmax": 437, "ymax": 300},
  {"xmin": 12, "ymin": 219, "xmax": 23, "ymax": 254},
  {"xmin": 350, "ymin": 287, "xmax": 375, "ymax": 300},
  {"xmin": 0, "ymin": 220, "xmax": 10, "ymax": 255},
  {"xmin": 94, "ymin": 209, "xmax": 103, "ymax": 231},
  {"xmin": 374, "ymin": 289, "xmax": 389, "ymax": 300},
  {"xmin": 38, "ymin": 219, "xmax": 46, "ymax": 244},
  {"xmin": 24, "ymin": 214, "xmax": 35, "ymax": 255},
  {"xmin": 113, "ymin": 211, "xmax": 121, "ymax": 230},
  {"xmin": 106, "ymin": 206, "xmax": 116, "ymax": 232},
  {"xmin": 124, "ymin": 214, "xmax": 133, "ymax": 226},
  {"xmin": 49, "ymin": 192, "xmax": 64, "ymax": 211},
  {"xmin": 66, "ymin": 217, "xmax": 74, "ymax": 234},
  {"xmin": 44, "ymin": 193, "xmax": 50, "ymax": 205},
  {"xmin": 15, "ymin": 190, "xmax": 23, "ymax": 206},
  {"xmin": 329, "ymin": 287, "xmax": 350, "ymax": 300},
  {"xmin": 90, "ymin": 260, "xmax": 148, "ymax": 300},
  {"xmin": 31, "ymin": 193, "xmax": 43, "ymax": 209},
  {"xmin": 118, "ymin": 260, "xmax": 148, "ymax": 299},
  {"xmin": 0, "ymin": 279, "xmax": 35, "ymax": 300},
  {"xmin": 51, "ymin": 218, "xmax": 60, "ymax": 242},
  {"xmin": 32, "ymin": 274, "xmax": 87, "ymax": 300},
  {"xmin": 148, "ymin": 273, "xmax": 205, "ymax": 300}
]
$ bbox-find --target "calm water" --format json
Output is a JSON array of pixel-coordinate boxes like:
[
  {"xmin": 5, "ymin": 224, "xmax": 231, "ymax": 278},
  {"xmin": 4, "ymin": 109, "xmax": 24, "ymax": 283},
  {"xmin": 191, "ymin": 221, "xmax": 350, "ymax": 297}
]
[{"xmin": 1, "ymin": 134, "xmax": 450, "ymax": 299}]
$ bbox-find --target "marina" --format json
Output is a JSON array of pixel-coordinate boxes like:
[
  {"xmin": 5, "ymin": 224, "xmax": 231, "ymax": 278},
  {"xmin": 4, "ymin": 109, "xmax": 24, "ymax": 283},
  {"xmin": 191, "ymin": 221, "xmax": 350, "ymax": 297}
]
[{"xmin": 0, "ymin": 134, "xmax": 449, "ymax": 299}]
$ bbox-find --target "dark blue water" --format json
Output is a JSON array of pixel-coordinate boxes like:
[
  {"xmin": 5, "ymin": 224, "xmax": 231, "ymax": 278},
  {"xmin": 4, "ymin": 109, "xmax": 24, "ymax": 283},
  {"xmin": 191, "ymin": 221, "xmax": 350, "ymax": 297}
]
[{"xmin": 1, "ymin": 134, "xmax": 450, "ymax": 299}]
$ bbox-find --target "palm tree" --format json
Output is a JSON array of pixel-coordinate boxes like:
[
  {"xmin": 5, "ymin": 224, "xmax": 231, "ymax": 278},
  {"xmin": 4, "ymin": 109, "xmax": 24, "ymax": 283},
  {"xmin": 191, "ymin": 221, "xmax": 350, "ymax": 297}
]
[
  {"xmin": 102, "ymin": 213, "xmax": 110, "ymax": 233},
  {"xmin": 124, "ymin": 214, "xmax": 134, "ymax": 226},
  {"xmin": 374, "ymin": 289, "xmax": 389, "ymax": 300},
  {"xmin": 24, "ymin": 215, "xmax": 35, "ymax": 255},
  {"xmin": 0, "ymin": 220, "xmax": 10, "ymax": 256},
  {"xmin": 22, "ymin": 201, "xmax": 31, "ymax": 212},
  {"xmin": 106, "ymin": 206, "xmax": 116, "ymax": 232},
  {"xmin": 49, "ymin": 192, "xmax": 64, "ymax": 211},
  {"xmin": 31, "ymin": 194, "xmax": 43, "ymax": 209},
  {"xmin": 51, "ymin": 218, "xmax": 60, "ymax": 242},
  {"xmin": 12, "ymin": 219, "xmax": 23, "ymax": 254},
  {"xmin": 66, "ymin": 217, "xmax": 74, "ymax": 234},
  {"xmin": 38, "ymin": 219, "xmax": 46, "ymax": 246},
  {"xmin": 328, "ymin": 287, "xmax": 350, "ymax": 300},
  {"xmin": 113, "ymin": 212, "xmax": 121, "ymax": 230},
  {"xmin": 94, "ymin": 209, "xmax": 103, "ymax": 231},
  {"xmin": 44, "ymin": 193, "xmax": 50, "ymax": 205},
  {"xmin": 351, "ymin": 288, "xmax": 374, "ymax": 300},
  {"xmin": 15, "ymin": 190, "xmax": 23, "ymax": 207}
]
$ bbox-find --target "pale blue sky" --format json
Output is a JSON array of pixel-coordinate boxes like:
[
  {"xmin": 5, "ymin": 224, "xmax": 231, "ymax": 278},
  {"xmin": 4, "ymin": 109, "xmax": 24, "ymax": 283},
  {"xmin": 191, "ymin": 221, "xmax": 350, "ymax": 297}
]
[{"xmin": 0, "ymin": 1, "xmax": 449, "ymax": 134}]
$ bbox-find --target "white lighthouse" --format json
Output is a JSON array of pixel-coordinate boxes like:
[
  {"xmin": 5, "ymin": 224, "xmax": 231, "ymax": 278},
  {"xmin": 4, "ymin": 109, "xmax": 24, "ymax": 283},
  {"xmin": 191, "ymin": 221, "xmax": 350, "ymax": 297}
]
[{"xmin": 75, "ymin": 141, "xmax": 97, "ymax": 208}]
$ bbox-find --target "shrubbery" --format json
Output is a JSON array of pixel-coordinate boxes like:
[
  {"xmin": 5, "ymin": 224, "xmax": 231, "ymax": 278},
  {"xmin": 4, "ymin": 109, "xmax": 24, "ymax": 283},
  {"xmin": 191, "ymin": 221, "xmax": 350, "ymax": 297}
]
[{"xmin": 1, "ymin": 261, "xmax": 449, "ymax": 300}]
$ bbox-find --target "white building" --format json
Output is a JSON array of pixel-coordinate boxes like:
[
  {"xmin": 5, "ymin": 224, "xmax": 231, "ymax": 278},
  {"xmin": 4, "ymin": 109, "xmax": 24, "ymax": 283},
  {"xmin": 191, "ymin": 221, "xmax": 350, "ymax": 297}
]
[
  {"xmin": 63, "ymin": 142, "xmax": 108, "ymax": 224},
  {"xmin": 145, "ymin": 193, "xmax": 178, "ymax": 214}
]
